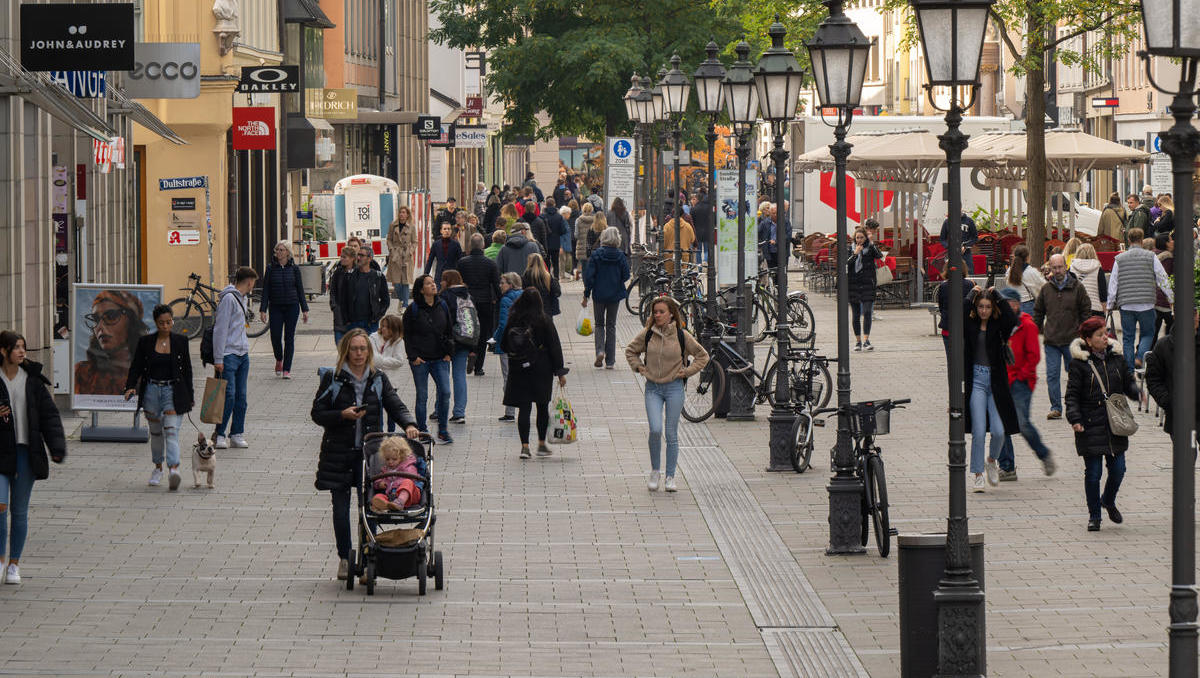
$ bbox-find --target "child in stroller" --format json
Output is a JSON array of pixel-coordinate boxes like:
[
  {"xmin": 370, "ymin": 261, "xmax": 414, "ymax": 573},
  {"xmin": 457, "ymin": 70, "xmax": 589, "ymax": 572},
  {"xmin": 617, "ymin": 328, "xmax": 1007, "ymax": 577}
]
[{"xmin": 371, "ymin": 437, "xmax": 421, "ymax": 512}]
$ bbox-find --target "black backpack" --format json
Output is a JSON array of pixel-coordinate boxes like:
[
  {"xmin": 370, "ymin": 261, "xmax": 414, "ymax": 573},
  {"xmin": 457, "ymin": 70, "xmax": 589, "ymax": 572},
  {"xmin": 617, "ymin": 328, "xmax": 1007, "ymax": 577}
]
[
  {"xmin": 200, "ymin": 293, "xmax": 246, "ymax": 366},
  {"xmin": 644, "ymin": 325, "xmax": 690, "ymax": 372},
  {"xmin": 505, "ymin": 325, "xmax": 538, "ymax": 366}
]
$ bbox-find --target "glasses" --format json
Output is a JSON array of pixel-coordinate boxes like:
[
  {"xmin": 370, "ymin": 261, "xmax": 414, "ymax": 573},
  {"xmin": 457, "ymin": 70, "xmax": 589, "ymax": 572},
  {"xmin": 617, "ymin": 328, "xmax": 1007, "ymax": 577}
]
[{"xmin": 85, "ymin": 308, "xmax": 128, "ymax": 328}]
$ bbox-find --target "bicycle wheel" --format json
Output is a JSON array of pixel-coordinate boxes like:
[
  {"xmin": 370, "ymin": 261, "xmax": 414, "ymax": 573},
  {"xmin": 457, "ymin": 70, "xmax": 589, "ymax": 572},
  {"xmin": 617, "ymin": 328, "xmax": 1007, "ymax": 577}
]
[
  {"xmin": 168, "ymin": 297, "xmax": 207, "ymax": 341},
  {"xmin": 814, "ymin": 361, "xmax": 834, "ymax": 410},
  {"xmin": 245, "ymin": 291, "xmax": 269, "ymax": 338},
  {"xmin": 682, "ymin": 361, "xmax": 725, "ymax": 423},
  {"xmin": 868, "ymin": 454, "xmax": 890, "ymax": 557},
  {"xmin": 678, "ymin": 300, "xmax": 705, "ymax": 334},
  {"xmin": 751, "ymin": 300, "xmax": 773, "ymax": 343},
  {"xmin": 859, "ymin": 458, "xmax": 871, "ymax": 547},
  {"xmin": 639, "ymin": 293, "xmax": 656, "ymax": 325},
  {"xmin": 625, "ymin": 278, "xmax": 641, "ymax": 315},
  {"xmin": 790, "ymin": 415, "xmax": 813, "ymax": 473},
  {"xmin": 786, "ymin": 297, "xmax": 816, "ymax": 344}
]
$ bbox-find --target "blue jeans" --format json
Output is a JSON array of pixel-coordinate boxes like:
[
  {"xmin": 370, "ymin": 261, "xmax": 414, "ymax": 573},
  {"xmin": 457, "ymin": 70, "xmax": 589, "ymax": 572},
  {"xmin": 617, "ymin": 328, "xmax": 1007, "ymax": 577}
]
[
  {"xmin": 1020, "ymin": 299, "xmax": 1035, "ymax": 316},
  {"xmin": 1044, "ymin": 343, "xmax": 1071, "ymax": 414},
  {"xmin": 268, "ymin": 303, "xmax": 301, "ymax": 372},
  {"xmin": 697, "ymin": 238, "xmax": 712, "ymax": 265},
  {"xmin": 143, "ymin": 382, "xmax": 182, "ymax": 468},
  {"xmin": 1084, "ymin": 452, "xmax": 1126, "ymax": 521},
  {"xmin": 645, "ymin": 379, "xmax": 685, "ymax": 478},
  {"xmin": 0, "ymin": 445, "xmax": 33, "ymax": 561},
  {"xmin": 347, "ymin": 320, "xmax": 378, "ymax": 335},
  {"xmin": 411, "ymin": 359, "xmax": 450, "ymax": 435},
  {"xmin": 969, "ymin": 364, "xmax": 1005, "ymax": 474},
  {"xmin": 1120, "ymin": 308, "xmax": 1156, "ymax": 368},
  {"xmin": 451, "ymin": 348, "xmax": 470, "ymax": 418},
  {"xmin": 393, "ymin": 283, "xmax": 411, "ymax": 311},
  {"xmin": 997, "ymin": 380, "xmax": 1051, "ymax": 471},
  {"xmin": 216, "ymin": 353, "xmax": 249, "ymax": 437}
]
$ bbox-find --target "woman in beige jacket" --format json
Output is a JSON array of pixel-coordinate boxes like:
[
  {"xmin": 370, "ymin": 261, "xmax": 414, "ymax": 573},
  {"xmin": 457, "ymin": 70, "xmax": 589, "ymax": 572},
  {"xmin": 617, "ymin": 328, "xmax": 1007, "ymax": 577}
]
[
  {"xmin": 386, "ymin": 205, "xmax": 418, "ymax": 309},
  {"xmin": 625, "ymin": 296, "xmax": 709, "ymax": 493}
]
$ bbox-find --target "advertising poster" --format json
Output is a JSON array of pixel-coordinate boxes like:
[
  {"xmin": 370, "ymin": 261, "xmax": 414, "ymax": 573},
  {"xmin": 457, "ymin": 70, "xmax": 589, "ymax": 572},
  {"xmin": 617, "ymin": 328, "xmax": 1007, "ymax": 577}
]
[
  {"xmin": 72, "ymin": 283, "xmax": 162, "ymax": 411},
  {"xmin": 716, "ymin": 168, "xmax": 757, "ymax": 287}
]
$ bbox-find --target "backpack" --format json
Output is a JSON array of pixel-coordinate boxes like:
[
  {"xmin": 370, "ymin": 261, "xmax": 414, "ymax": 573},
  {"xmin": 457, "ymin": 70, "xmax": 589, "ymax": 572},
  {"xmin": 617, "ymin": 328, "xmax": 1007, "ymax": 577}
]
[
  {"xmin": 505, "ymin": 325, "xmax": 538, "ymax": 366},
  {"xmin": 317, "ymin": 368, "xmax": 384, "ymax": 405},
  {"xmin": 644, "ymin": 325, "xmax": 691, "ymax": 374},
  {"xmin": 200, "ymin": 292, "xmax": 246, "ymax": 366},
  {"xmin": 450, "ymin": 294, "xmax": 480, "ymax": 346}
]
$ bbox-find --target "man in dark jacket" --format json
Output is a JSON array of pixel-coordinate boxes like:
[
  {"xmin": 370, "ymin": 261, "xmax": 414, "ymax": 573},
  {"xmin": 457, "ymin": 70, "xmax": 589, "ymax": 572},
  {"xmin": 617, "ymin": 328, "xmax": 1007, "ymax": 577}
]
[
  {"xmin": 1033, "ymin": 254, "xmax": 1092, "ymax": 419},
  {"xmin": 457, "ymin": 233, "xmax": 502, "ymax": 376},
  {"xmin": 340, "ymin": 248, "xmax": 390, "ymax": 334},
  {"xmin": 496, "ymin": 223, "xmax": 544, "ymax": 275},
  {"xmin": 1146, "ymin": 307, "xmax": 1200, "ymax": 441},
  {"xmin": 543, "ymin": 198, "xmax": 568, "ymax": 279},
  {"xmin": 939, "ymin": 212, "xmax": 978, "ymax": 254},
  {"xmin": 520, "ymin": 204, "xmax": 549, "ymax": 255},
  {"xmin": 423, "ymin": 222, "xmax": 463, "ymax": 285},
  {"xmin": 434, "ymin": 197, "xmax": 458, "ymax": 234},
  {"xmin": 1126, "ymin": 194, "xmax": 1152, "ymax": 237},
  {"xmin": 692, "ymin": 191, "xmax": 714, "ymax": 266}
]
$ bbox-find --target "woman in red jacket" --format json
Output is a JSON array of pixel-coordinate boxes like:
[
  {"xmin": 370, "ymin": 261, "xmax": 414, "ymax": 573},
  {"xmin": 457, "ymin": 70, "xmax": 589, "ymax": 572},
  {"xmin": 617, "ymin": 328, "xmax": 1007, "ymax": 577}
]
[{"xmin": 995, "ymin": 287, "xmax": 1057, "ymax": 479}]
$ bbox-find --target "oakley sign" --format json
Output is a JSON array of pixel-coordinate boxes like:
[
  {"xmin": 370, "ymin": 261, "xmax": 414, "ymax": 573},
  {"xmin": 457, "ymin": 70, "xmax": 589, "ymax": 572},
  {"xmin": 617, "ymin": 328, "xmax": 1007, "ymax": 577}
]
[
  {"xmin": 125, "ymin": 43, "xmax": 201, "ymax": 99},
  {"xmin": 237, "ymin": 66, "xmax": 299, "ymax": 93}
]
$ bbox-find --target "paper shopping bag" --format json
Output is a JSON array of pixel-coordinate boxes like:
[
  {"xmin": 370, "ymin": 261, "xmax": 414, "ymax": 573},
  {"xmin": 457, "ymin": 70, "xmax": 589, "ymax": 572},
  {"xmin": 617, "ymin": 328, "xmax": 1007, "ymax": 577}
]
[{"xmin": 199, "ymin": 376, "xmax": 227, "ymax": 424}]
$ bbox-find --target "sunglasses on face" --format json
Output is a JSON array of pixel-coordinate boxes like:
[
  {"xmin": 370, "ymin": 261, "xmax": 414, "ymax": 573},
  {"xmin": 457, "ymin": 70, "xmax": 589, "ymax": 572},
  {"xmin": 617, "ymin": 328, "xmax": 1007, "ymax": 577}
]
[{"xmin": 85, "ymin": 309, "xmax": 128, "ymax": 327}]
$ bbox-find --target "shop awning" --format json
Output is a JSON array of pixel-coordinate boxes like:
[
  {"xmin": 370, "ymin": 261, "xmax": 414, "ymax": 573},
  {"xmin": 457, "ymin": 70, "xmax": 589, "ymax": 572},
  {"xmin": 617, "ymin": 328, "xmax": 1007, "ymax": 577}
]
[
  {"xmin": 0, "ymin": 46, "xmax": 114, "ymax": 142},
  {"xmin": 329, "ymin": 109, "xmax": 420, "ymax": 125},
  {"xmin": 108, "ymin": 88, "xmax": 187, "ymax": 145},
  {"xmin": 284, "ymin": 0, "xmax": 335, "ymax": 27},
  {"xmin": 430, "ymin": 89, "xmax": 463, "ymax": 124}
]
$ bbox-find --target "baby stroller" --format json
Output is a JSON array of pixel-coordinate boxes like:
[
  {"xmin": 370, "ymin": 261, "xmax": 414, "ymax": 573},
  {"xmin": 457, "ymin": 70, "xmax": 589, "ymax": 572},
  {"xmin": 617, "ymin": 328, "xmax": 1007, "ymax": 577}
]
[{"xmin": 347, "ymin": 431, "xmax": 445, "ymax": 595}]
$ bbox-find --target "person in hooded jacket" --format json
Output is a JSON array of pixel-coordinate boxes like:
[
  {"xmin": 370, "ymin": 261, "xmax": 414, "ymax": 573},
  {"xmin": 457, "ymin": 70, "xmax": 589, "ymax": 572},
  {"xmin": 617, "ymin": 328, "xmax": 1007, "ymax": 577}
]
[
  {"xmin": 543, "ymin": 197, "xmax": 568, "ymax": 279},
  {"xmin": 402, "ymin": 275, "xmax": 454, "ymax": 445},
  {"xmin": 522, "ymin": 253, "xmax": 561, "ymax": 317},
  {"xmin": 1096, "ymin": 193, "xmax": 1126, "ymax": 240},
  {"xmin": 213, "ymin": 267, "xmax": 258, "ymax": 450},
  {"xmin": 0, "ymin": 330, "xmax": 66, "ymax": 585},
  {"xmin": 259, "ymin": 241, "xmax": 309, "ymax": 379},
  {"xmin": 962, "ymin": 286, "xmax": 1019, "ymax": 492},
  {"xmin": 994, "ymin": 288, "xmax": 1057, "ymax": 480},
  {"xmin": 607, "ymin": 197, "xmax": 634, "ymax": 258},
  {"xmin": 457, "ymin": 233, "xmax": 502, "ymax": 376},
  {"xmin": 1068, "ymin": 244, "xmax": 1108, "ymax": 317},
  {"xmin": 481, "ymin": 194, "xmax": 502, "ymax": 236},
  {"xmin": 501, "ymin": 288, "xmax": 568, "ymax": 459},
  {"xmin": 497, "ymin": 222, "xmax": 543, "ymax": 275},
  {"xmin": 573, "ymin": 203, "xmax": 597, "ymax": 277},
  {"xmin": 1066, "ymin": 315, "xmax": 1140, "ymax": 531},
  {"xmin": 439, "ymin": 270, "xmax": 473, "ymax": 424},
  {"xmin": 689, "ymin": 192, "xmax": 713, "ymax": 265},
  {"xmin": 311, "ymin": 329, "xmax": 418, "ymax": 581},
  {"xmin": 492, "ymin": 272, "xmax": 523, "ymax": 422},
  {"xmin": 583, "ymin": 227, "xmax": 631, "ymax": 369},
  {"xmin": 423, "ymin": 222, "xmax": 463, "ymax": 286},
  {"xmin": 520, "ymin": 201, "xmax": 549, "ymax": 254},
  {"xmin": 847, "ymin": 227, "xmax": 883, "ymax": 351}
]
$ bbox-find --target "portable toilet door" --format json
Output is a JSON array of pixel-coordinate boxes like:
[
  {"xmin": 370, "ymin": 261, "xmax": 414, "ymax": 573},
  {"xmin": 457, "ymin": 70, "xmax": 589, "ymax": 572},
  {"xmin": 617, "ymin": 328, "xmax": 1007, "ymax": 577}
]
[{"xmin": 333, "ymin": 174, "xmax": 399, "ymax": 243}]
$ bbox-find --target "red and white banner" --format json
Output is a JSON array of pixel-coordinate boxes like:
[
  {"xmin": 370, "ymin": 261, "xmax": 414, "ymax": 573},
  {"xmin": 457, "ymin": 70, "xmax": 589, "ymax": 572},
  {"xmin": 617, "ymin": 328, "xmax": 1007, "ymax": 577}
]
[
  {"xmin": 232, "ymin": 106, "xmax": 276, "ymax": 151},
  {"xmin": 92, "ymin": 137, "xmax": 126, "ymax": 174}
]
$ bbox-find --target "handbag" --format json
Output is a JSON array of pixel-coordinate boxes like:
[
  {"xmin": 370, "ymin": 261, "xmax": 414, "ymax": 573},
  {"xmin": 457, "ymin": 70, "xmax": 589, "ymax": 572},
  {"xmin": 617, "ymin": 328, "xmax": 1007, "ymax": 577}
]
[
  {"xmin": 549, "ymin": 388, "xmax": 578, "ymax": 444},
  {"xmin": 1087, "ymin": 360, "xmax": 1138, "ymax": 437},
  {"xmin": 875, "ymin": 260, "xmax": 894, "ymax": 286},
  {"xmin": 199, "ymin": 376, "xmax": 227, "ymax": 425}
]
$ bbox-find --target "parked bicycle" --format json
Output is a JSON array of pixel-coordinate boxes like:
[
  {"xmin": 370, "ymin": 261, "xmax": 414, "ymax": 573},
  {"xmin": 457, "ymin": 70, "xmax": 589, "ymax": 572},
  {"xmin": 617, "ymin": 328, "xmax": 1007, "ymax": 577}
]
[
  {"xmin": 170, "ymin": 272, "xmax": 268, "ymax": 341},
  {"xmin": 716, "ymin": 276, "xmax": 815, "ymax": 345},
  {"xmin": 813, "ymin": 398, "xmax": 909, "ymax": 557},
  {"xmin": 787, "ymin": 353, "xmax": 838, "ymax": 473}
]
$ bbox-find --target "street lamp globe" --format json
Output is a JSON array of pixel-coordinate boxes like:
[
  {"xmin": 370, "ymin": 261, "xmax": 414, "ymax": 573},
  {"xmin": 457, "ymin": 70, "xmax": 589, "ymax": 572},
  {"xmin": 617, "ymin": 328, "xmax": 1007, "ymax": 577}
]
[
  {"xmin": 908, "ymin": 0, "xmax": 993, "ymax": 88},
  {"xmin": 650, "ymin": 67, "xmax": 667, "ymax": 123},
  {"xmin": 636, "ymin": 76, "xmax": 655, "ymax": 124},
  {"xmin": 806, "ymin": 0, "xmax": 872, "ymax": 109},
  {"xmin": 624, "ymin": 73, "xmax": 643, "ymax": 122},
  {"xmin": 693, "ymin": 41, "xmax": 727, "ymax": 115},
  {"xmin": 722, "ymin": 40, "xmax": 759, "ymax": 127},
  {"xmin": 660, "ymin": 54, "xmax": 692, "ymax": 116},
  {"xmin": 1141, "ymin": 0, "xmax": 1200, "ymax": 55},
  {"xmin": 753, "ymin": 17, "xmax": 806, "ymax": 123}
]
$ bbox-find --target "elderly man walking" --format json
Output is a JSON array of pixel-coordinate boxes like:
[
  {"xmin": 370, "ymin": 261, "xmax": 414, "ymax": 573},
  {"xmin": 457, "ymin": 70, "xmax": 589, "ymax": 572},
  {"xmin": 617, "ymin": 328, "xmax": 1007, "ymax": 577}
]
[
  {"xmin": 1033, "ymin": 253, "xmax": 1092, "ymax": 420},
  {"xmin": 1108, "ymin": 227, "xmax": 1174, "ymax": 370}
]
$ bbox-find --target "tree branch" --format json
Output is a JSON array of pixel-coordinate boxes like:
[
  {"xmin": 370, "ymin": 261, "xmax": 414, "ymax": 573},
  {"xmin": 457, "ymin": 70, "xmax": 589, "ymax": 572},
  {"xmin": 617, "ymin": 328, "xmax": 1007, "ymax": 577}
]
[
  {"xmin": 989, "ymin": 10, "xmax": 1024, "ymax": 62},
  {"xmin": 1049, "ymin": 8, "xmax": 1138, "ymax": 48}
]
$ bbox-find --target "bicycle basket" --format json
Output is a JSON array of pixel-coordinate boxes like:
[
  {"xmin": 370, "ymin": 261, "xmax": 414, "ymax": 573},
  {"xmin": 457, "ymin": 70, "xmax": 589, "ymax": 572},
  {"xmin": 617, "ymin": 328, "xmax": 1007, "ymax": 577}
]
[
  {"xmin": 790, "ymin": 368, "xmax": 823, "ymax": 405},
  {"xmin": 849, "ymin": 400, "xmax": 891, "ymax": 437}
]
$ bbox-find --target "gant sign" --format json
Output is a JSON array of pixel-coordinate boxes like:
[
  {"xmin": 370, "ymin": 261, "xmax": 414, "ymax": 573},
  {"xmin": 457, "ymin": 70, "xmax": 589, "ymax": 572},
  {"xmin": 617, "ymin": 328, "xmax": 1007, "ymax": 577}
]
[{"xmin": 20, "ymin": 3, "xmax": 135, "ymax": 71}]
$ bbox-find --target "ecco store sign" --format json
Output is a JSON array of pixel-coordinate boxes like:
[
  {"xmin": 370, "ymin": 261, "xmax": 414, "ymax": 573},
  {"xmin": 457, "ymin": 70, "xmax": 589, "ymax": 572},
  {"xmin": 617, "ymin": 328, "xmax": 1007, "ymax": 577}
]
[
  {"xmin": 237, "ymin": 66, "xmax": 299, "ymax": 93},
  {"xmin": 20, "ymin": 3, "xmax": 134, "ymax": 71},
  {"xmin": 125, "ymin": 43, "xmax": 201, "ymax": 99}
]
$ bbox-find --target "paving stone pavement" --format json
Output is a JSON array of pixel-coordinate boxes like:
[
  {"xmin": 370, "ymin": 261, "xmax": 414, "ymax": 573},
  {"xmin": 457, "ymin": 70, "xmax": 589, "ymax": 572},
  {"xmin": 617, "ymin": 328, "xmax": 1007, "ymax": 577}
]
[{"xmin": 0, "ymin": 272, "xmax": 1187, "ymax": 677}]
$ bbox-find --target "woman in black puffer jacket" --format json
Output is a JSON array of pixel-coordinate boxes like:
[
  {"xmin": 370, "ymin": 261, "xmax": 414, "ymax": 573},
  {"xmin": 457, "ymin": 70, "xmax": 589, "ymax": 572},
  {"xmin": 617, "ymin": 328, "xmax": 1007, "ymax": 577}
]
[
  {"xmin": 311, "ymin": 329, "xmax": 417, "ymax": 581},
  {"xmin": 846, "ymin": 227, "xmax": 883, "ymax": 350},
  {"xmin": 1065, "ymin": 315, "xmax": 1140, "ymax": 532},
  {"xmin": 259, "ymin": 241, "xmax": 309, "ymax": 378}
]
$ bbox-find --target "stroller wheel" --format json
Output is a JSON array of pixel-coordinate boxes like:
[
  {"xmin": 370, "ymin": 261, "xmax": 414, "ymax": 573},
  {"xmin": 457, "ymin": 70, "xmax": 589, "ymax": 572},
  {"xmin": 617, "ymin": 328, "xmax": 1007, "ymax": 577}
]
[
  {"xmin": 417, "ymin": 560, "xmax": 427, "ymax": 596},
  {"xmin": 345, "ymin": 551, "xmax": 355, "ymax": 591},
  {"xmin": 434, "ymin": 551, "xmax": 445, "ymax": 591},
  {"xmin": 365, "ymin": 560, "xmax": 376, "ymax": 596}
]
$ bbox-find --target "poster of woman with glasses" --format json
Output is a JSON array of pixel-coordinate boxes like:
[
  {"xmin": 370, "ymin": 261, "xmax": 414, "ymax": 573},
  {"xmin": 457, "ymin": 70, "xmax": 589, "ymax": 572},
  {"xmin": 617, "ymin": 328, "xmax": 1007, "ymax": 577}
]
[{"xmin": 72, "ymin": 284, "xmax": 161, "ymax": 410}]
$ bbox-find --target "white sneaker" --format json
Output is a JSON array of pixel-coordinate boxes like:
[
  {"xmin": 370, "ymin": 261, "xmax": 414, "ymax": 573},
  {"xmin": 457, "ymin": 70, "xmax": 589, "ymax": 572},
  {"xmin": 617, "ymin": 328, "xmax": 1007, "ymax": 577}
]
[
  {"xmin": 985, "ymin": 459, "xmax": 1000, "ymax": 487},
  {"xmin": 664, "ymin": 476, "xmax": 678, "ymax": 492},
  {"xmin": 213, "ymin": 435, "xmax": 229, "ymax": 450},
  {"xmin": 972, "ymin": 475, "xmax": 986, "ymax": 493},
  {"xmin": 168, "ymin": 468, "xmax": 181, "ymax": 491},
  {"xmin": 148, "ymin": 468, "xmax": 163, "ymax": 486},
  {"xmin": 4, "ymin": 563, "xmax": 20, "ymax": 584},
  {"xmin": 647, "ymin": 471, "xmax": 660, "ymax": 491},
  {"xmin": 230, "ymin": 435, "xmax": 249, "ymax": 449}
]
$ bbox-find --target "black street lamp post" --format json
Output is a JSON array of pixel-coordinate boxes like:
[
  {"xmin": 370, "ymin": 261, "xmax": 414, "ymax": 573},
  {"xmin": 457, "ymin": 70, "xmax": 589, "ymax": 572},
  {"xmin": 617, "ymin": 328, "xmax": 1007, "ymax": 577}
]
[
  {"xmin": 1137, "ymin": 0, "xmax": 1200, "ymax": 672},
  {"xmin": 806, "ymin": 0, "xmax": 872, "ymax": 554},
  {"xmin": 660, "ymin": 55, "xmax": 692, "ymax": 280},
  {"xmin": 635, "ymin": 76, "xmax": 656, "ymax": 250},
  {"xmin": 694, "ymin": 41, "xmax": 726, "ymax": 341},
  {"xmin": 909, "ymin": 0, "xmax": 993, "ymax": 673},
  {"xmin": 652, "ymin": 67, "xmax": 668, "ymax": 252},
  {"xmin": 624, "ymin": 74, "xmax": 643, "ymax": 245},
  {"xmin": 754, "ymin": 18, "xmax": 806, "ymax": 472},
  {"xmin": 722, "ymin": 40, "xmax": 760, "ymax": 421}
]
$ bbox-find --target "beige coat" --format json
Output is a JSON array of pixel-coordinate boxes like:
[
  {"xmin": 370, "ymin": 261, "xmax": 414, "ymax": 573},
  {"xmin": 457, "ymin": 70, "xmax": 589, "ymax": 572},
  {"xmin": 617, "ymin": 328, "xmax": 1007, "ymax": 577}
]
[
  {"xmin": 625, "ymin": 321, "xmax": 710, "ymax": 384},
  {"xmin": 661, "ymin": 218, "xmax": 695, "ymax": 275},
  {"xmin": 1096, "ymin": 205, "xmax": 1125, "ymax": 240},
  {"xmin": 386, "ymin": 220, "xmax": 418, "ymax": 285}
]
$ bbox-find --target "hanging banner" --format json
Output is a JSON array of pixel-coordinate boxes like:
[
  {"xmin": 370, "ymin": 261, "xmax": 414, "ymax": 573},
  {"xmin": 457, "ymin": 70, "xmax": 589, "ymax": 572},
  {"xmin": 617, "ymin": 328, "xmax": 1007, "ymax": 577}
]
[
  {"xmin": 20, "ymin": 3, "xmax": 135, "ymax": 71},
  {"xmin": 604, "ymin": 136, "xmax": 636, "ymax": 212},
  {"xmin": 306, "ymin": 88, "xmax": 358, "ymax": 119},
  {"xmin": 454, "ymin": 125, "xmax": 488, "ymax": 148},
  {"xmin": 232, "ymin": 106, "xmax": 276, "ymax": 150},
  {"xmin": 716, "ymin": 168, "xmax": 757, "ymax": 287}
]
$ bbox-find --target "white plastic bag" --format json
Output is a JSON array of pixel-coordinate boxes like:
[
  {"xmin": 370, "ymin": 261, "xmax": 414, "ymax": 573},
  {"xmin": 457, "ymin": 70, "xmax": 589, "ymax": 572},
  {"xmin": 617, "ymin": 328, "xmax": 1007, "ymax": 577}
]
[{"xmin": 575, "ymin": 306, "xmax": 594, "ymax": 336}]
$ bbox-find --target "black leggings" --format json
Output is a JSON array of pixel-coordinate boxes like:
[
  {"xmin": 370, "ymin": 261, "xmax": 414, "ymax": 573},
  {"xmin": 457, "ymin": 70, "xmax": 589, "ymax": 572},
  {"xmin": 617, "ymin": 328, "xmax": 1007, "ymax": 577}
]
[
  {"xmin": 518, "ymin": 401, "xmax": 551, "ymax": 444},
  {"xmin": 851, "ymin": 301, "xmax": 874, "ymax": 337}
]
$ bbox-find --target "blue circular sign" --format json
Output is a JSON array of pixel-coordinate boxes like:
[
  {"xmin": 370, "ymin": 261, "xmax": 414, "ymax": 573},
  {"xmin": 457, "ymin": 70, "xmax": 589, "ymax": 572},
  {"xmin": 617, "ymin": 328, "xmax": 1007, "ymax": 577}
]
[{"xmin": 613, "ymin": 140, "xmax": 632, "ymax": 158}]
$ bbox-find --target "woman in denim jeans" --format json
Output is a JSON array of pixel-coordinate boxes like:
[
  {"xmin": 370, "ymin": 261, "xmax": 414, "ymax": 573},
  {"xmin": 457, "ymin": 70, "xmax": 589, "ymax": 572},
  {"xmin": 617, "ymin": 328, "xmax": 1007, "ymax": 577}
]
[
  {"xmin": 625, "ymin": 297, "xmax": 710, "ymax": 493},
  {"xmin": 960, "ymin": 288, "xmax": 1019, "ymax": 493},
  {"xmin": 124, "ymin": 305, "xmax": 194, "ymax": 490}
]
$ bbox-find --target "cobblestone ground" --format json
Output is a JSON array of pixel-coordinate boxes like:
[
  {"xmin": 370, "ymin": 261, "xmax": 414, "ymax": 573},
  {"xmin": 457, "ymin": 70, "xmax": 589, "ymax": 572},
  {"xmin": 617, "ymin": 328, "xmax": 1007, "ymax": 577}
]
[{"xmin": 0, "ymin": 271, "xmax": 1185, "ymax": 677}]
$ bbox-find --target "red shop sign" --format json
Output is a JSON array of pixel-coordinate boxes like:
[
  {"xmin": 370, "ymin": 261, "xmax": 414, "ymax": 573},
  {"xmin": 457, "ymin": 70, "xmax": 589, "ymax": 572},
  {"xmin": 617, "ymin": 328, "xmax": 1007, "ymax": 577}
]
[{"xmin": 232, "ymin": 106, "xmax": 276, "ymax": 151}]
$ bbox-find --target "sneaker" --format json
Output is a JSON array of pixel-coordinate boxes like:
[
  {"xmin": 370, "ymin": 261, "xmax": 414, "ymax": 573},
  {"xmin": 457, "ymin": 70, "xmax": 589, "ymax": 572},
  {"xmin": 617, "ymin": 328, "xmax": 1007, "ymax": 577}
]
[
  {"xmin": 594, "ymin": 354, "xmax": 604, "ymax": 368},
  {"xmin": 647, "ymin": 470, "xmax": 660, "ymax": 491},
  {"xmin": 1042, "ymin": 454, "xmax": 1057, "ymax": 476},
  {"xmin": 605, "ymin": 364, "xmax": 615, "ymax": 370},
  {"xmin": 148, "ymin": 468, "xmax": 163, "ymax": 486},
  {"xmin": 520, "ymin": 445, "xmax": 532, "ymax": 460},
  {"xmin": 972, "ymin": 475, "xmax": 986, "ymax": 492},
  {"xmin": 864, "ymin": 340, "xmax": 874, "ymax": 351},
  {"xmin": 336, "ymin": 559, "xmax": 349, "ymax": 581},
  {"xmin": 536, "ymin": 442, "xmax": 552, "ymax": 457},
  {"xmin": 1047, "ymin": 410, "xmax": 1062, "ymax": 420},
  {"xmin": 854, "ymin": 342, "xmax": 863, "ymax": 352},
  {"xmin": 282, "ymin": 371, "xmax": 291, "ymax": 380},
  {"xmin": 664, "ymin": 476, "xmax": 678, "ymax": 492},
  {"xmin": 985, "ymin": 459, "xmax": 1000, "ymax": 487},
  {"xmin": 449, "ymin": 415, "xmax": 466, "ymax": 424},
  {"xmin": 213, "ymin": 435, "xmax": 229, "ymax": 450},
  {"xmin": 275, "ymin": 360, "xmax": 283, "ymax": 377},
  {"xmin": 998, "ymin": 469, "xmax": 1018, "ymax": 482},
  {"xmin": 3, "ymin": 563, "xmax": 19, "ymax": 585},
  {"xmin": 437, "ymin": 432, "xmax": 453, "ymax": 445},
  {"xmin": 168, "ymin": 468, "xmax": 181, "ymax": 491},
  {"xmin": 498, "ymin": 414, "xmax": 515, "ymax": 422},
  {"xmin": 230, "ymin": 435, "xmax": 249, "ymax": 449}
]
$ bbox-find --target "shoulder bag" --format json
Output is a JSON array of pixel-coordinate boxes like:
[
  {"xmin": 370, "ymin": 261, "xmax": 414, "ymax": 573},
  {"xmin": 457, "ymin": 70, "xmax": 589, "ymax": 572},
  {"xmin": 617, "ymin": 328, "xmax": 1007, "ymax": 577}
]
[{"xmin": 1087, "ymin": 359, "xmax": 1138, "ymax": 437}]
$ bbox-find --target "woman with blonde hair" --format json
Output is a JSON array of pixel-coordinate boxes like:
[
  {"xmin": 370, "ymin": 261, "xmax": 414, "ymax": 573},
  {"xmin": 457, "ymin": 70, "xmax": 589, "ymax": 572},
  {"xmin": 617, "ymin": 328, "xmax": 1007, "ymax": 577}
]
[
  {"xmin": 386, "ymin": 205, "xmax": 418, "ymax": 310},
  {"xmin": 1005, "ymin": 244, "xmax": 1046, "ymax": 316},
  {"xmin": 1062, "ymin": 237, "xmax": 1082, "ymax": 267},
  {"xmin": 1068, "ymin": 243, "xmax": 1108, "ymax": 317},
  {"xmin": 1154, "ymin": 194, "xmax": 1175, "ymax": 237},
  {"xmin": 499, "ymin": 203, "xmax": 520, "ymax": 233},
  {"xmin": 522, "ymin": 253, "xmax": 561, "ymax": 317},
  {"xmin": 625, "ymin": 296, "xmax": 710, "ymax": 492},
  {"xmin": 574, "ymin": 202, "xmax": 596, "ymax": 276}
]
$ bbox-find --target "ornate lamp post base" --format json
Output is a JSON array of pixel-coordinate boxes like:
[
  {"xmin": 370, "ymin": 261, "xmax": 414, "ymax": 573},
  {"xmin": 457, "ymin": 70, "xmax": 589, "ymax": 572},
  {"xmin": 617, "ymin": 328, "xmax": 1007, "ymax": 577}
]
[{"xmin": 826, "ymin": 471, "xmax": 866, "ymax": 555}]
